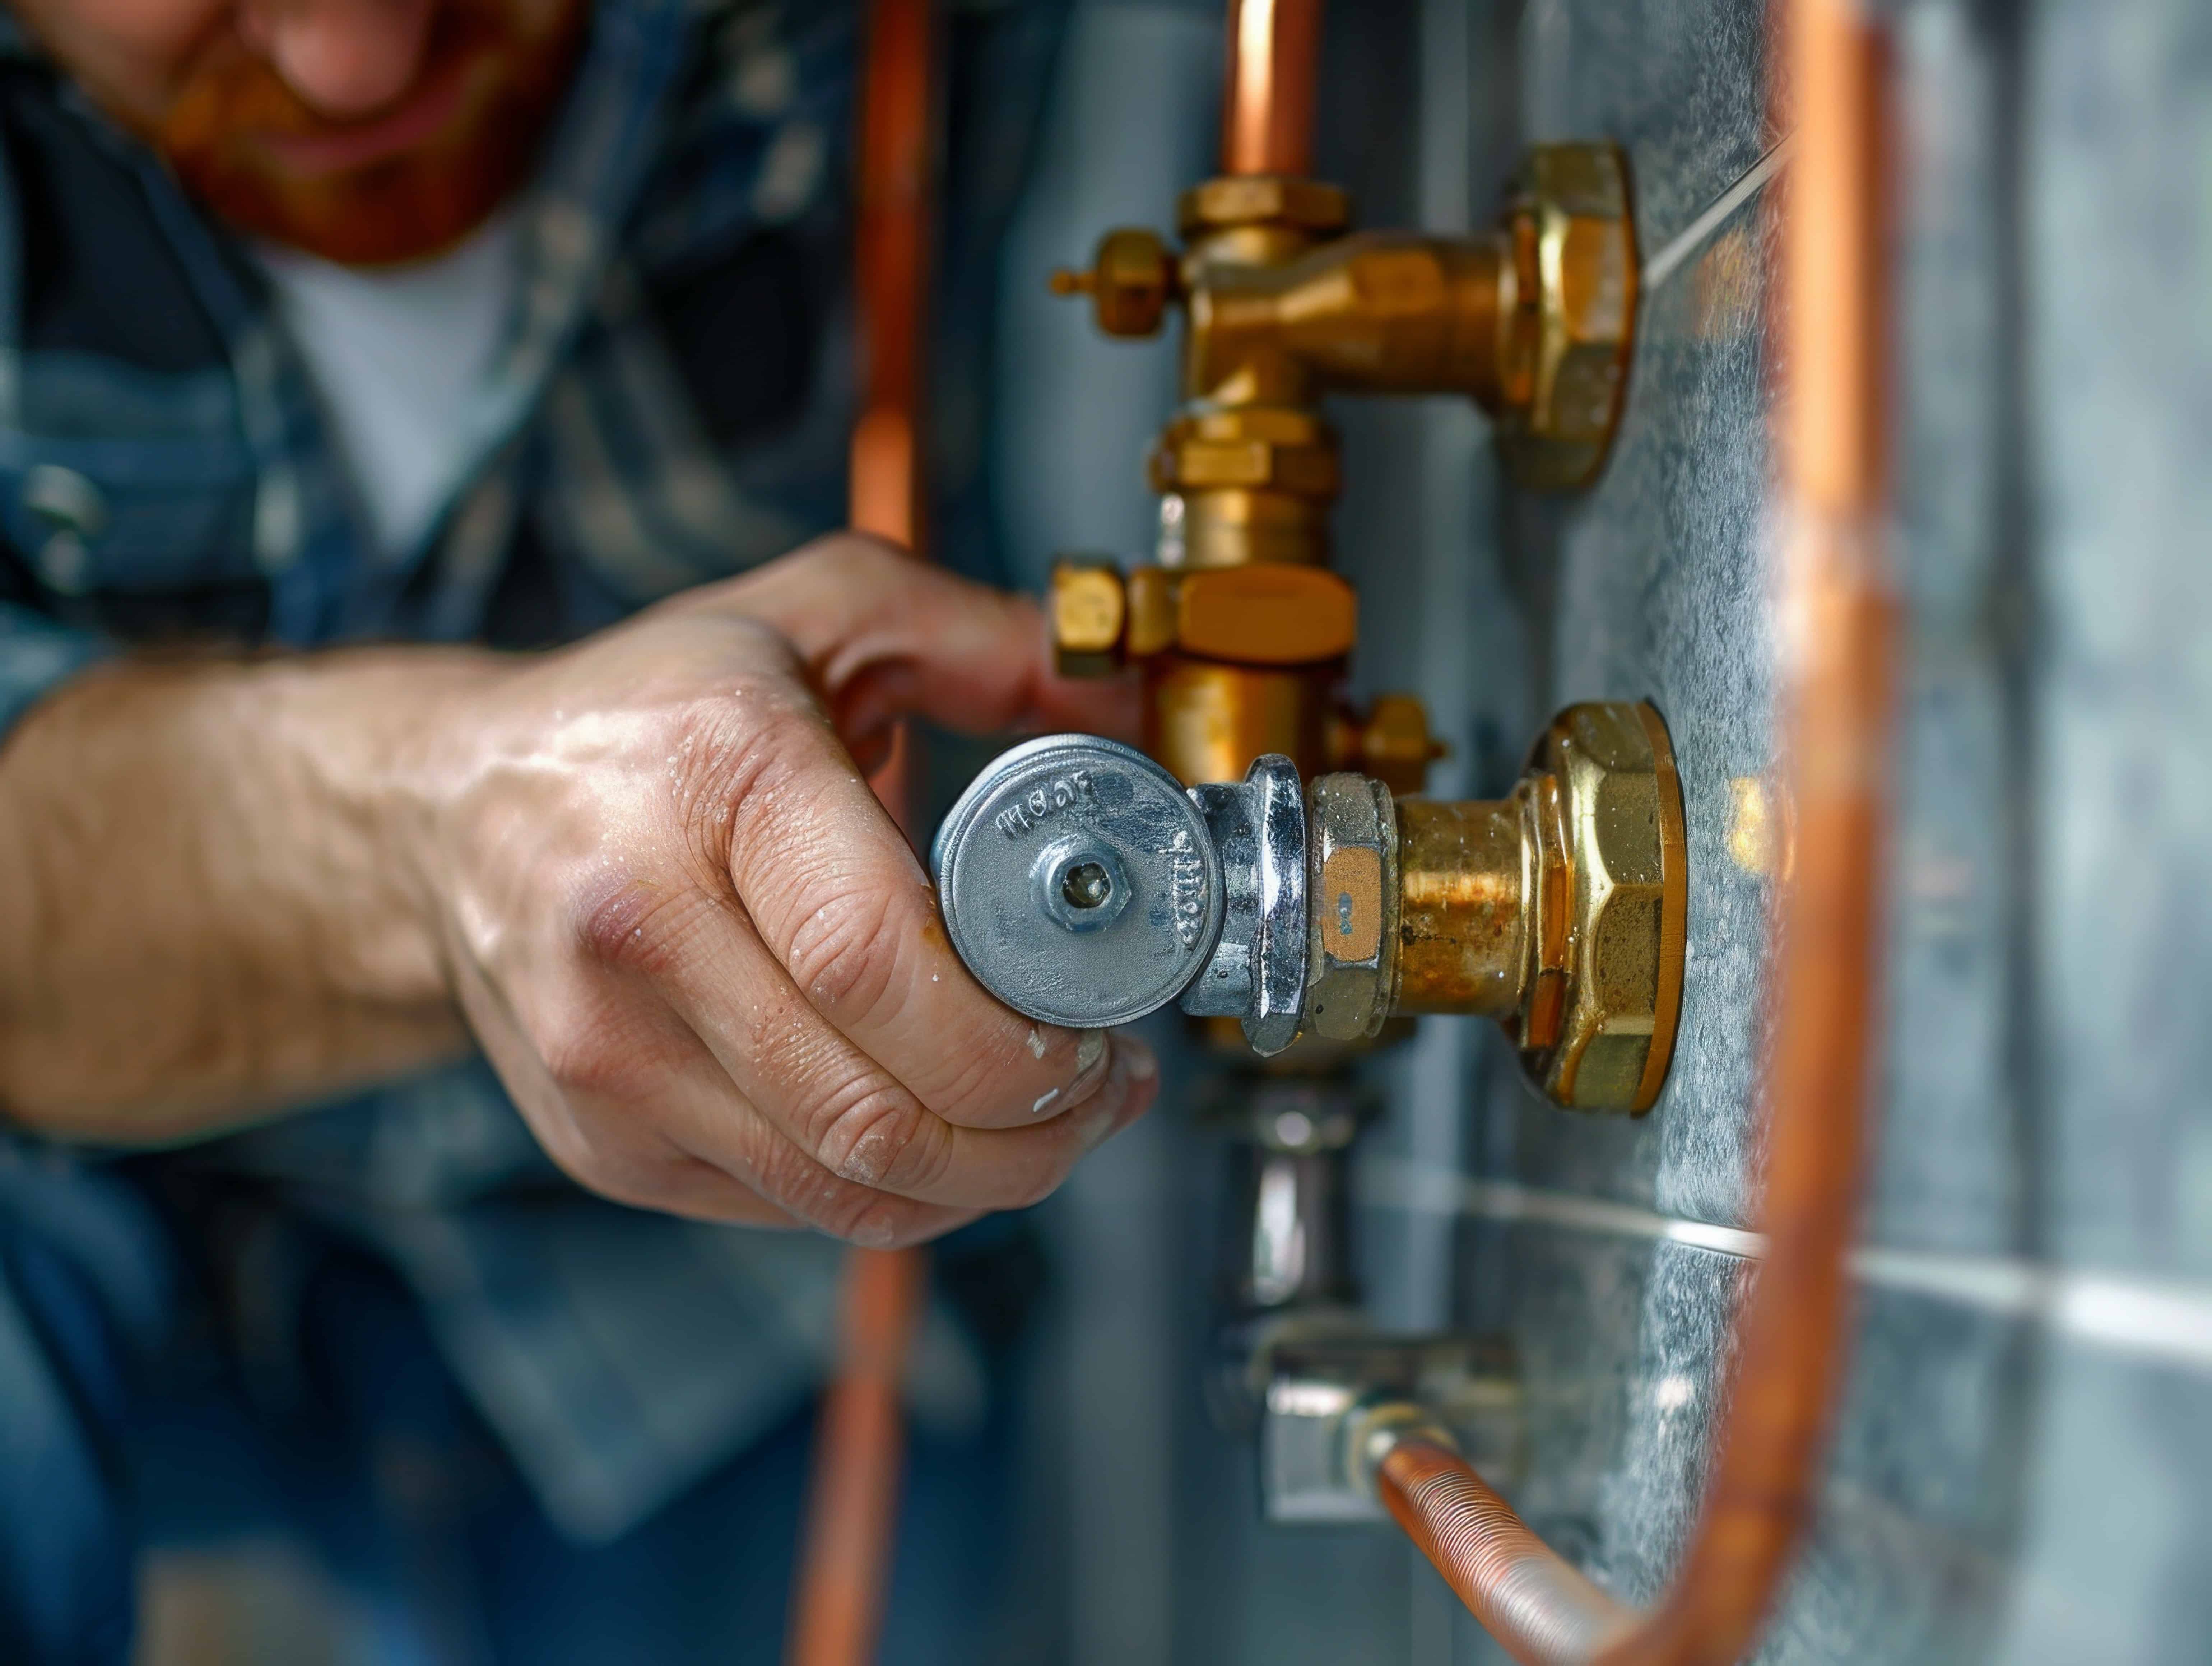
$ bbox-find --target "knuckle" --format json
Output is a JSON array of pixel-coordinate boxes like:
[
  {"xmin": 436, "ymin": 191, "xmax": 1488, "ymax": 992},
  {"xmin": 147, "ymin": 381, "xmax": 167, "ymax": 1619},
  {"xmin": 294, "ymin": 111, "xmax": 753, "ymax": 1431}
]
[
  {"xmin": 782, "ymin": 883, "xmax": 910, "ymax": 1020},
  {"xmin": 531, "ymin": 994, "xmax": 662, "ymax": 1104},
  {"xmin": 542, "ymin": 1119, "xmax": 679, "ymax": 1210},
  {"xmin": 805, "ymin": 1077, "xmax": 949, "ymax": 1193},
  {"xmin": 808, "ymin": 531, "xmax": 907, "ymax": 582},
  {"xmin": 665, "ymin": 686, "xmax": 813, "ymax": 874},
  {"xmin": 740, "ymin": 1135, "xmax": 909, "ymax": 1244},
  {"xmin": 823, "ymin": 1191, "xmax": 934, "ymax": 1250},
  {"xmin": 571, "ymin": 872, "xmax": 709, "ymax": 978}
]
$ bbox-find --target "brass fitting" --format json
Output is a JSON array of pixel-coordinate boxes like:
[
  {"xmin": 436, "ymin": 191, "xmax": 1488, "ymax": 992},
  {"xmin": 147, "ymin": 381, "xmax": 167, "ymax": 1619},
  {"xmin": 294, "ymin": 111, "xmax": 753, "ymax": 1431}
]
[
  {"xmin": 932, "ymin": 702, "xmax": 1686, "ymax": 1109},
  {"xmin": 1050, "ymin": 142, "xmax": 1639, "ymax": 531},
  {"xmin": 1491, "ymin": 146, "xmax": 1642, "ymax": 492},
  {"xmin": 1047, "ymin": 144, "xmax": 1636, "ymax": 797},
  {"xmin": 1050, "ymin": 556, "xmax": 1356, "ymax": 670},
  {"xmin": 1384, "ymin": 701, "xmax": 1688, "ymax": 1113},
  {"xmin": 1216, "ymin": 698, "xmax": 1686, "ymax": 1108}
]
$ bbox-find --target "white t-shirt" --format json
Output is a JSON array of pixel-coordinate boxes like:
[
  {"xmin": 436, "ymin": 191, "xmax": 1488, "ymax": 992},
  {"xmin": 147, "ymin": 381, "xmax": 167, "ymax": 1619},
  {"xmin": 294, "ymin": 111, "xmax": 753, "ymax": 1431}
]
[{"xmin": 256, "ymin": 213, "xmax": 521, "ymax": 558}]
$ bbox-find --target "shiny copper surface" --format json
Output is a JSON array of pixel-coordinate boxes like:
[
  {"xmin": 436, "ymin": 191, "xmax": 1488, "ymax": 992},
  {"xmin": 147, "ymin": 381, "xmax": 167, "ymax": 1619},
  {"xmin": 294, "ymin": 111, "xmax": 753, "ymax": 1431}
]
[
  {"xmin": 786, "ymin": 1241, "xmax": 928, "ymax": 1666},
  {"xmin": 1378, "ymin": 1439, "xmax": 1638, "ymax": 1666},
  {"xmin": 787, "ymin": 3, "xmax": 937, "ymax": 1662},
  {"xmin": 1222, "ymin": 0, "xmax": 1323, "ymax": 178},
  {"xmin": 1605, "ymin": 0, "xmax": 1895, "ymax": 1654}
]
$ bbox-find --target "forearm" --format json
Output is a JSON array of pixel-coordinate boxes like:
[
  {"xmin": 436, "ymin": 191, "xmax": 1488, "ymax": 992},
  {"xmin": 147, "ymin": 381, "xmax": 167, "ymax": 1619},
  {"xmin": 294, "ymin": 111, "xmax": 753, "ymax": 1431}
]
[{"xmin": 0, "ymin": 647, "xmax": 499, "ymax": 1141}]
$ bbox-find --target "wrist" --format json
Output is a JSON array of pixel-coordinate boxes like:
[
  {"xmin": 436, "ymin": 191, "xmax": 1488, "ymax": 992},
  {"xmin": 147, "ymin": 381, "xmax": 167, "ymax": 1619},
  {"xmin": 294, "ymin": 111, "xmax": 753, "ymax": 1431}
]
[{"xmin": 260, "ymin": 645, "xmax": 514, "ymax": 1014}]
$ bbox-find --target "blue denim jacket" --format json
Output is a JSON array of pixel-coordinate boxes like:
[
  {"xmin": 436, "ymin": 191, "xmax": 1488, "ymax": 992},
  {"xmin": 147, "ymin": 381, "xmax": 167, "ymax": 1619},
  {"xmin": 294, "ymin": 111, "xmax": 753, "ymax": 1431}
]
[{"xmin": 0, "ymin": 0, "xmax": 1056, "ymax": 1547}]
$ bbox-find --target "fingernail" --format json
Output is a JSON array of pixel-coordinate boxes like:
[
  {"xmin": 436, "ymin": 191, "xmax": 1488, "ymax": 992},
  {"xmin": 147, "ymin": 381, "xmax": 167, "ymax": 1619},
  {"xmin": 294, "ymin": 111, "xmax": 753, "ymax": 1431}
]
[
  {"xmin": 1118, "ymin": 1033, "xmax": 1158, "ymax": 1081},
  {"xmin": 1063, "ymin": 1030, "xmax": 1111, "ymax": 1097},
  {"xmin": 1080, "ymin": 1107, "xmax": 1118, "ymax": 1151}
]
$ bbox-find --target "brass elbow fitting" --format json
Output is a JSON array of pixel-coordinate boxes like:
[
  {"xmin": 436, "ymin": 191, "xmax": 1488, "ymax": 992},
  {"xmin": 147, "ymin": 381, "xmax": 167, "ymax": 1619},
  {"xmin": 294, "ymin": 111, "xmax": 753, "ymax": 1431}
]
[{"xmin": 1051, "ymin": 143, "xmax": 1640, "ymax": 520}]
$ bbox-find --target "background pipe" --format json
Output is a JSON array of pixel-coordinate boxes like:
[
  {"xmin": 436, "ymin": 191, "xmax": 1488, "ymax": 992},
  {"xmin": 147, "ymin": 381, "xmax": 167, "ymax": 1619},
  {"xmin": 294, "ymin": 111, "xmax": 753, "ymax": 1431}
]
[
  {"xmin": 785, "ymin": 1, "xmax": 939, "ymax": 1662},
  {"xmin": 1304, "ymin": 0, "xmax": 1897, "ymax": 1656}
]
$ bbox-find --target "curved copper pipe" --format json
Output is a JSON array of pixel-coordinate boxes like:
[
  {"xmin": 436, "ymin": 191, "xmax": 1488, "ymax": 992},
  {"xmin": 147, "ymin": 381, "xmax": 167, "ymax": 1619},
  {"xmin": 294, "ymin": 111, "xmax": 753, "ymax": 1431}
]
[
  {"xmin": 1222, "ymin": 0, "xmax": 1323, "ymax": 177},
  {"xmin": 786, "ymin": 2, "xmax": 938, "ymax": 1663},
  {"xmin": 1378, "ymin": 1441, "xmax": 1638, "ymax": 1666},
  {"xmin": 1363, "ymin": 0, "xmax": 1898, "ymax": 1659}
]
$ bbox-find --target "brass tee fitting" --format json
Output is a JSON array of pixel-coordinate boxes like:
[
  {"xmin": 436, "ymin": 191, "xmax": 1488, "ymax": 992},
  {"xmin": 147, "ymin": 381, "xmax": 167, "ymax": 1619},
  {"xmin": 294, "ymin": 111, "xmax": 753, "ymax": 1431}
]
[{"xmin": 1047, "ymin": 144, "xmax": 1637, "ymax": 795}]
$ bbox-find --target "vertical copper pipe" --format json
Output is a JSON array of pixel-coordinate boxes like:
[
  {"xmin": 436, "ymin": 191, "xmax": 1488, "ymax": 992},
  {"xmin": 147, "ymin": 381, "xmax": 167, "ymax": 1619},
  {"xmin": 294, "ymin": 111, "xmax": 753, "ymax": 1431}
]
[
  {"xmin": 1222, "ymin": 0, "xmax": 1324, "ymax": 177},
  {"xmin": 847, "ymin": 0, "xmax": 935, "ymax": 553},
  {"xmin": 1362, "ymin": 0, "xmax": 1897, "ymax": 1659},
  {"xmin": 785, "ymin": 3, "xmax": 938, "ymax": 1664},
  {"xmin": 787, "ymin": 1245, "xmax": 929, "ymax": 1666}
]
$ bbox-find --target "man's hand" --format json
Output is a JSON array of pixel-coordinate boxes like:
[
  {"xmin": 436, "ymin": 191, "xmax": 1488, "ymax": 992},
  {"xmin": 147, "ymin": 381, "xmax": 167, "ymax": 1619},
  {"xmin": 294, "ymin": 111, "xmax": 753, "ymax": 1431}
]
[
  {"xmin": 409, "ymin": 536, "xmax": 1154, "ymax": 1242},
  {"xmin": 0, "ymin": 535, "xmax": 1153, "ymax": 1245}
]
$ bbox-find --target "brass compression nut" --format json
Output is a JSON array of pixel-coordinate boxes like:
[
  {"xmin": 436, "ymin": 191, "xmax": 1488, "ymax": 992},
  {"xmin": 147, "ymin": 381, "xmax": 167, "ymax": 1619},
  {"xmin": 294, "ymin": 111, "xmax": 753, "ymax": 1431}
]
[
  {"xmin": 1515, "ymin": 703, "xmax": 1687, "ymax": 1113},
  {"xmin": 1148, "ymin": 408, "xmax": 1341, "ymax": 499},
  {"xmin": 1492, "ymin": 143, "xmax": 1640, "ymax": 492},
  {"xmin": 1178, "ymin": 176, "xmax": 1351, "ymax": 239},
  {"xmin": 1376, "ymin": 700, "xmax": 1685, "ymax": 1113}
]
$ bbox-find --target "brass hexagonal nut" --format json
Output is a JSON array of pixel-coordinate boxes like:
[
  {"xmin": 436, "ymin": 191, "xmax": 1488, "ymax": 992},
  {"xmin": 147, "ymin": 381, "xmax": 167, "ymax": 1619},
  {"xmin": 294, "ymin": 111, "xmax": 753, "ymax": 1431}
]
[
  {"xmin": 1493, "ymin": 143, "xmax": 1639, "ymax": 493},
  {"xmin": 1518, "ymin": 701, "xmax": 1686, "ymax": 1113},
  {"xmin": 1178, "ymin": 176, "xmax": 1351, "ymax": 239},
  {"xmin": 1305, "ymin": 772, "xmax": 1399, "ymax": 1043},
  {"xmin": 1148, "ymin": 409, "xmax": 1341, "ymax": 498}
]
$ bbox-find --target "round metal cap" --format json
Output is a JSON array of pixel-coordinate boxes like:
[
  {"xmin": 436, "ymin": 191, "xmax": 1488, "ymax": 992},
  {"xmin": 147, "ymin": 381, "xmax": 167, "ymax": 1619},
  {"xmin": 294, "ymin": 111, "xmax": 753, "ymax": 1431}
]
[{"xmin": 933, "ymin": 735, "xmax": 1223, "ymax": 1029}]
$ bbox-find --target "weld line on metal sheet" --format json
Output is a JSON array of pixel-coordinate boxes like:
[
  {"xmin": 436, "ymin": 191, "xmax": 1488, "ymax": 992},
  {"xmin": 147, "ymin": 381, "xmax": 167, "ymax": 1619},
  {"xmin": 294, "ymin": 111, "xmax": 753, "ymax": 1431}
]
[{"xmin": 1358, "ymin": 1158, "xmax": 2212, "ymax": 1372}]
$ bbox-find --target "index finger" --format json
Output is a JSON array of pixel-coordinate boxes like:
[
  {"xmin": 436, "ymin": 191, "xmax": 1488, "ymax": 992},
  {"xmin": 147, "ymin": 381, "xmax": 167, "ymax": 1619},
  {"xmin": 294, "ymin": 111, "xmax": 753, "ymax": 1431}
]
[{"xmin": 703, "ymin": 534, "xmax": 1142, "ymax": 744}]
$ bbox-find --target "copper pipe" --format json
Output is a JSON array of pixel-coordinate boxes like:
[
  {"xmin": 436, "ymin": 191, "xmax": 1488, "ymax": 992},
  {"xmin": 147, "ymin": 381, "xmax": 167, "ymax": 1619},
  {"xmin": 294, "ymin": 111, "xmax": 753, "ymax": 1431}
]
[
  {"xmin": 786, "ymin": 1243, "xmax": 929, "ymax": 1666},
  {"xmin": 1606, "ymin": 0, "xmax": 1893, "ymax": 1656},
  {"xmin": 1222, "ymin": 0, "xmax": 1323, "ymax": 177},
  {"xmin": 1371, "ymin": 0, "xmax": 1897, "ymax": 1659},
  {"xmin": 847, "ymin": 0, "xmax": 935, "ymax": 550},
  {"xmin": 786, "ymin": 2, "xmax": 939, "ymax": 1663},
  {"xmin": 1377, "ymin": 1441, "xmax": 1637, "ymax": 1666}
]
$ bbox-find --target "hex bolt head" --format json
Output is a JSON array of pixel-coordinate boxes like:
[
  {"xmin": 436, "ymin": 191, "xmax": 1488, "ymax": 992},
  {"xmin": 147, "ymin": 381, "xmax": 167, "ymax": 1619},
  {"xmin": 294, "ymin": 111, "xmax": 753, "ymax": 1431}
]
[
  {"xmin": 1049, "ymin": 557, "xmax": 1128, "ymax": 676},
  {"xmin": 1304, "ymin": 773, "xmax": 1399, "ymax": 1042}
]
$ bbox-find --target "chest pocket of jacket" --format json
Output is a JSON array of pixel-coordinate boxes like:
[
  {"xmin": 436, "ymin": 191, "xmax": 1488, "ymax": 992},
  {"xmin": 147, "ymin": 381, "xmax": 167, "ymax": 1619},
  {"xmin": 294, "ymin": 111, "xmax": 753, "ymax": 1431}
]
[{"xmin": 0, "ymin": 354, "xmax": 267, "ymax": 639}]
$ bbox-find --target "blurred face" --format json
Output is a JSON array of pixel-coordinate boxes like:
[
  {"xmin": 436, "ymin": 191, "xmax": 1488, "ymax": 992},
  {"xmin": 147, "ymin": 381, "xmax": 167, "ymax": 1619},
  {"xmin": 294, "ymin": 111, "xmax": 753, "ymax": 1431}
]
[{"xmin": 9, "ymin": 0, "xmax": 587, "ymax": 264}]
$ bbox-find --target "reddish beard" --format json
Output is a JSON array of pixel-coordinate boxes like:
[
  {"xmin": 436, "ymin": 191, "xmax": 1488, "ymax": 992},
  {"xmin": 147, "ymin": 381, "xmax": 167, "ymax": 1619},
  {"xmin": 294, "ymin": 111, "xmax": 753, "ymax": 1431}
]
[{"xmin": 154, "ymin": 0, "xmax": 586, "ymax": 267}]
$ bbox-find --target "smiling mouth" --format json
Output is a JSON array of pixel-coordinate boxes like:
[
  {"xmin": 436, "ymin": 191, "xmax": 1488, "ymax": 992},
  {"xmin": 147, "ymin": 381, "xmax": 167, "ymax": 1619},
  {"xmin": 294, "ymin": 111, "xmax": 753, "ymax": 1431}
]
[{"xmin": 244, "ymin": 44, "xmax": 484, "ymax": 178}]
